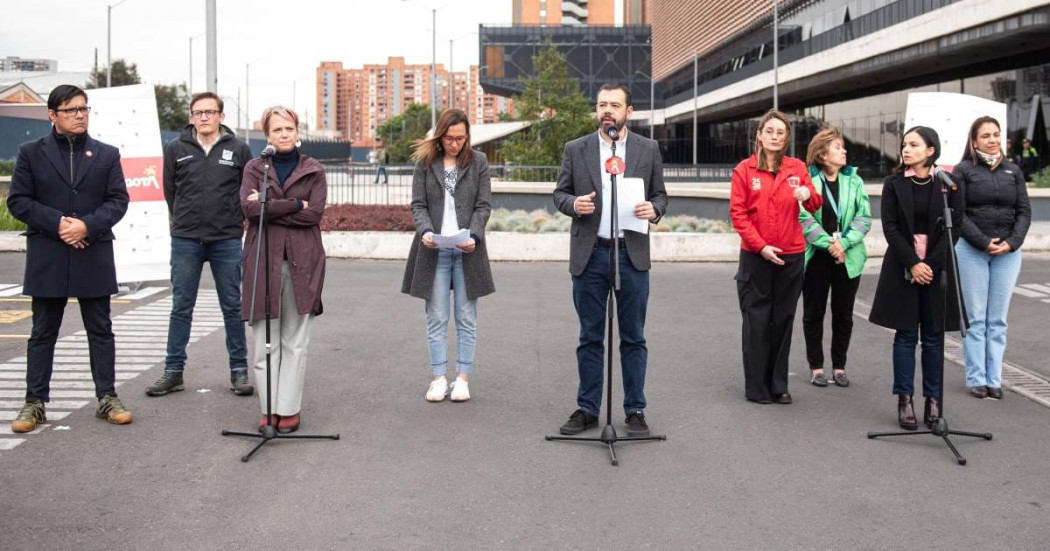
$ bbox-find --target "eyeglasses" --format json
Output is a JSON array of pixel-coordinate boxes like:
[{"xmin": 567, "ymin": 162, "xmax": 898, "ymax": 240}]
[
  {"xmin": 441, "ymin": 135, "xmax": 467, "ymax": 145},
  {"xmin": 54, "ymin": 106, "xmax": 91, "ymax": 116},
  {"xmin": 191, "ymin": 109, "xmax": 221, "ymax": 119}
]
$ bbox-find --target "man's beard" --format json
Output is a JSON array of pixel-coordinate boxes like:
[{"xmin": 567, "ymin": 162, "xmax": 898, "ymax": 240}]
[{"xmin": 599, "ymin": 115, "xmax": 625, "ymax": 132}]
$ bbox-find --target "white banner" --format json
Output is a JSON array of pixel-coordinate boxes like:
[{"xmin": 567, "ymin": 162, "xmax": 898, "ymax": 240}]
[
  {"xmin": 86, "ymin": 84, "xmax": 170, "ymax": 284},
  {"xmin": 904, "ymin": 92, "xmax": 1008, "ymax": 168}
]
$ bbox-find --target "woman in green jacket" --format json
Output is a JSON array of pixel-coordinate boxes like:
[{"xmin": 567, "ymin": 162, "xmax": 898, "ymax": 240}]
[{"xmin": 799, "ymin": 127, "xmax": 872, "ymax": 388}]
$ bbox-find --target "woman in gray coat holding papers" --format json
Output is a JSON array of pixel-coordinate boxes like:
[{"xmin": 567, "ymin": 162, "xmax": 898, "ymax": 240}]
[{"xmin": 402, "ymin": 109, "xmax": 495, "ymax": 404}]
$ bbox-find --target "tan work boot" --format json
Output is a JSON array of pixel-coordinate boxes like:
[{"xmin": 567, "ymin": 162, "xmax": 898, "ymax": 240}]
[
  {"xmin": 11, "ymin": 401, "xmax": 46, "ymax": 433},
  {"xmin": 96, "ymin": 395, "xmax": 133, "ymax": 425}
]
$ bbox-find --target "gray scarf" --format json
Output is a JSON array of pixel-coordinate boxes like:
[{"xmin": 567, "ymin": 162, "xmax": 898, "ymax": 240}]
[{"xmin": 976, "ymin": 149, "xmax": 1002, "ymax": 167}]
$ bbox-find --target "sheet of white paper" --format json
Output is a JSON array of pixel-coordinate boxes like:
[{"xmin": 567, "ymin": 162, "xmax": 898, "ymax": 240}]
[
  {"xmin": 617, "ymin": 177, "xmax": 648, "ymax": 234},
  {"xmin": 432, "ymin": 229, "xmax": 470, "ymax": 249}
]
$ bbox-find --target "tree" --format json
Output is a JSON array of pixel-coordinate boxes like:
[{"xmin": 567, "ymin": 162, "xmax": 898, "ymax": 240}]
[
  {"xmin": 154, "ymin": 83, "xmax": 190, "ymax": 132},
  {"xmin": 375, "ymin": 103, "xmax": 433, "ymax": 163},
  {"xmin": 501, "ymin": 41, "xmax": 595, "ymax": 166},
  {"xmin": 86, "ymin": 59, "xmax": 141, "ymax": 89}
]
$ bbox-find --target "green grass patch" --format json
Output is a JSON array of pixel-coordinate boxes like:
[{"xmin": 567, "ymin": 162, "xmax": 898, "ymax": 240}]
[
  {"xmin": 0, "ymin": 196, "xmax": 27, "ymax": 232},
  {"xmin": 0, "ymin": 161, "xmax": 13, "ymax": 177}
]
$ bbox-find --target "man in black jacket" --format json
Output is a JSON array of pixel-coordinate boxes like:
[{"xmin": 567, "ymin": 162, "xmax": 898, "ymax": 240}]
[
  {"xmin": 7, "ymin": 85, "xmax": 132, "ymax": 432},
  {"xmin": 146, "ymin": 92, "xmax": 254, "ymax": 397}
]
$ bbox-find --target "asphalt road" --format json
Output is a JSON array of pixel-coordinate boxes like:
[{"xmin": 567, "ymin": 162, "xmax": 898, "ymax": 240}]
[{"xmin": 0, "ymin": 252, "xmax": 1048, "ymax": 550}]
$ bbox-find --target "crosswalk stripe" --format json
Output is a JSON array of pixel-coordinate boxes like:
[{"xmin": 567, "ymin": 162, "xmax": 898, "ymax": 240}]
[
  {"xmin": 0, "ymin": 424, "xmax": 49, "ymax": 435},
  {"xmin": 0, "ymin": 286, "xmax": 24, "ymax": 297},
  {"xmin": 0, "ymin": 400, "xmax": 90, "ymax": 409},
  {"xmin": 0, "ymin": 410, "xmax": 71, "ymax": 421},
  {"xmin": 120, "ymin": 287, "xmax": 167, "ymax": 300},
  {"xmin": 0, "ymin": 371, "xmax": 137, "ymax": 380},
  {"xmin": 0, "ymin": 439, "xmax": 26, "ymax": 450},
  {"xmin": 1013, "ymin": 286, "xmax": 1047, "ymax": 298},
  {"xmin": 1020, "ymin": 283, "xmax": 1050, "ymax": 295},
  {"xmin": 0, "ymin": 363, "xmax": 154, "ymax": 372},
  {"xmin": 0, "ymin": 381, "xmax": 119, "ymax": 389},
  {"xmin": 0, "ymin": 390, "xmax": 96, "ymax": 399}
]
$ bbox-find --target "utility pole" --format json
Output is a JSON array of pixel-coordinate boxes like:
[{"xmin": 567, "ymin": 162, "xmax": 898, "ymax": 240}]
[
  {"xmin": 693, "ymin": 50, "xmax": 698, "ymax": 166},
  {"xmin": 206, "ymin": 0, "xmax": 217, "ymax": 93},
  {"xmin": 431, "ymin": 8, "xmax": 437, "ymax": 129},
  {"xmin": 773, "ymin": 0, "xmax": 779, "ymax": 111}
]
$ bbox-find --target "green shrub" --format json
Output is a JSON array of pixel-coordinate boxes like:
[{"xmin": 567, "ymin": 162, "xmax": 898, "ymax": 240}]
[
  {"xmin": 0, "ymin": 196, "xmax": 27, "ymax": 232},
  {"xmin": 0, "ymin": 161, "xmax": 14, "ymax": 177},
  {"xmin": 481, "ymin": 208, "xmax": 731, "ymax": 234},
  {"xmin": 1030, "ymin": 167, "xmax": 1050, "ymax": 188}
]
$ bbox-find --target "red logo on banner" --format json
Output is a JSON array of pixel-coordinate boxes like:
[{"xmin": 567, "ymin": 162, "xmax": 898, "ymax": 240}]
[
  {"xmin": 605, "ymin": 156, "xmax": 625, "ymax": 176},
  {"xmin": 120, "ymin": 157, "xmax": 165, "ymax": 202}
]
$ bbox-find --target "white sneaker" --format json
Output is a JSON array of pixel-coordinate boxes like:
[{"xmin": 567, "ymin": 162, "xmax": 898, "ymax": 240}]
[
  {"xmin": 426, "ymin": 378, "xmax": 449, "ymax": 402},
  {"xmin": 450, "ymin": 379, "xmax": 470, "ymax": 402}
]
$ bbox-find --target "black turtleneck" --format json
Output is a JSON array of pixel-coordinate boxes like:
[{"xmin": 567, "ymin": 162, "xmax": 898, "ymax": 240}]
[
  {"xmin": 273, "ymin": 149, "xmax": 299, "ymax": 187},
  {"xmin": 54, "ymin": 127, "xmax": 87, "ymax": 182}
]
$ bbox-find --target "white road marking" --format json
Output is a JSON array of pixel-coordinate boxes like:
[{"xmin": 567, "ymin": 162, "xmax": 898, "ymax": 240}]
[
  {"xmin": 0, "ymin": 390, "xmax": 96, "ymax": 399},
  {"xmin": 1012, "ymin": 286, "xmax": 1047, "ymax": 298},
  {"xmin": 0, "ymin": 439, "xmax": 26, "ymax": 450},
  {"xmin": 0, "ymin": 410, "xmax": 71, "ymax": 421},
  {"xmin": 0, "ymin": 424, "xmax": 48, "ymax": 435},
  {"xmin": 1019, "ymin": 283, "xmax": 1050, "ymax": 295},
  {"xmin": 120, "ymin": 287, "xmax": 167, "ymax": 300}
]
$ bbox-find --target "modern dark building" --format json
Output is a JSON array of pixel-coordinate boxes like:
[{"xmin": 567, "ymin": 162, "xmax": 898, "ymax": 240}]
[
  {"xmin": 479, "ymin": 24, "xmax": 658, "ymax": 110},
  {"xmin": 650, "ymin": 0, "xmax": 1050, "ymax": 177}
]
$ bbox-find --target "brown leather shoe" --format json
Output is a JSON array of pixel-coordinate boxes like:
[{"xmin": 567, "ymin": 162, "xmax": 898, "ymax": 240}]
[
  {"xmin": 924, "ymin": 397, "xmax": 940, "ymax": 428},
  {"xmin": 258, "ymin": 414, "xmax": 279, "ymax": 432},
  {"xmin": 897, "ymin": 394, "xmax": 918, "ymax": 430},
  {"xmin": 277, "ymin": 413, "xmax": 300, "ymax": 434}
]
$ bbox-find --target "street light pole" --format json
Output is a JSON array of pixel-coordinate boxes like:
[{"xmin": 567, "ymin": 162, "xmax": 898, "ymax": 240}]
[
  {"xmin": 189, "ymin": 36, "xmax": 193, "ymax": 92},
  {"xmin": 449, "ymin": 38, "xmax": 454, "ymax": 111},
  {"xmin": 205, "ymin": 0, "xmax": 217, "ymax": 92},
  {"xmin": 773, "ymin": 0, "xmax": 779, "ymax": 111},
  {"xmin": 106, "ymin": 0, "xmax": 128, "ymax": 88}
]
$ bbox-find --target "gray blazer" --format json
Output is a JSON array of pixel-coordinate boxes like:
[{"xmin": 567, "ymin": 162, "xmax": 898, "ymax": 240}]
[
  {"xmin": 553, "ymin": 131, "xmax": 668, "ymax": 276},
  {"xmin": 401, "ymin": 149, "xmax": 495, "ymax": 300}
]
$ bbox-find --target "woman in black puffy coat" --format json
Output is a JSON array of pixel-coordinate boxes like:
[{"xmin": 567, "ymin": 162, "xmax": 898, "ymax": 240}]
[{"xmin": 952, "ymin": 116, "xmax": 1031, "ymax": 401}]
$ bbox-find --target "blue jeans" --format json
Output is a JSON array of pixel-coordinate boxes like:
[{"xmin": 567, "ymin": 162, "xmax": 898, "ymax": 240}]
[
  {"xmin": 165, "ymin": 237, "xmax": 248, "ymax": 377},
  {"xmin": 425, "ymin": 249, "xmax": 477, "ymax": 376},
  {"xmin": 572, "ymin": 246, "xmax": 649, "ymax": 417},
  {"xmin": 956, "ymin": 240, "xmax": 1022, "ymax": 389},
  {"xmin": 892, "ymin": 285, "xmax": 941, "ymax": 397}
]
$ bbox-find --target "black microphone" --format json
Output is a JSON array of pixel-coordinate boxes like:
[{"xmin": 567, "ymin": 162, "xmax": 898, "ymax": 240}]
[
  {"xmin": 260, "ymin": 144, "xmax": 277, "ymax": 158},
  {"xmin": 933, "ymin": 167, "xmax": 958, "ymax": 193},
  {"xmin": 603, "ymin": 124, "xmax": 620, "ymax": 141}
]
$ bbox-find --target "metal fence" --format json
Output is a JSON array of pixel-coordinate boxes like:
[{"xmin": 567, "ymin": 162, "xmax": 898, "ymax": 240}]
[{"xmin": 322, "ymin": 162, "xmax": 736, "ymax": 205}]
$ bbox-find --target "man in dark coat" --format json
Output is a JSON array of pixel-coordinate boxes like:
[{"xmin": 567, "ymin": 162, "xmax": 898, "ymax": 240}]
[
  {"xmin": 6, "ymin": 85, "xmax": 132, "ymax": 433},
  {"xmin": 145, "ymin": 91, "xmax": 254, "ymax": 398},
  {"xmin": 552, "ymin": 84, "xmax": 668, "ymax": 437}
]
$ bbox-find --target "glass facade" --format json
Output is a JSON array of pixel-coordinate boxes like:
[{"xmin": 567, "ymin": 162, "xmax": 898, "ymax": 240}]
[{"xmin": 656, "ymin": 63, "xmax": 1050, "ymax": 179}]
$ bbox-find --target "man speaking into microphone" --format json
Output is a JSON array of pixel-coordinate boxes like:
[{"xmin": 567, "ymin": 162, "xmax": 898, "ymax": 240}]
[{"xmin": 552, "ymin": 83, "xmax": 668, "ymax": 436}]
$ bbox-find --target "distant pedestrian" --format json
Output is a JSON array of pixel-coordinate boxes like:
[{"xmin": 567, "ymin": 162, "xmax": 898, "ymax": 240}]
[
  {"xmin": 953, "ymin": 116, "xmax": 1030, "ymax": 401},
  {"xmin": 402, "ymin": 109, "xmax": 494, "ymax": 403},
  {"xmin": 146, "ymin": 91, "xmax": 255, "ymax": 398},
  {"xmin": 6, "ymin": 84, "xmax": 132, "ymax": 433},
  {"xmin": 800, "ymin": 126, "xmax": 872, "ymax": 389},
  {"xmin": 730, "ymin": 109, "xmax": 822, "ymax": 405},
  {"xmin": 374, "ymin": 150, "xmax": 389, "ymax": 184},
  {"xmin": 1020, "ymin": 139, "xmax": 1040, "ymax": 181}
]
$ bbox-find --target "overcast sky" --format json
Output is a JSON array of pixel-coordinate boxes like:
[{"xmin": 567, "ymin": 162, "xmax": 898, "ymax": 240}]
[{"xmin": 2, "ymin": 0, "xmax": 511, "ymax": 128}]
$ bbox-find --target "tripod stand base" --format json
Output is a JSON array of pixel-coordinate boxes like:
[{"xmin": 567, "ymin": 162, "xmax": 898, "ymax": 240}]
[
  {"xmin": 222, "ymin": 427, "xmax": 340, "ymax": 462},
  {"xmin": 546, "ymin": 424, "xmax": 666, "ymax": 466},
  {"xmin": 867, "ymin": 417, "xmax": 992, "ymax": 466}
]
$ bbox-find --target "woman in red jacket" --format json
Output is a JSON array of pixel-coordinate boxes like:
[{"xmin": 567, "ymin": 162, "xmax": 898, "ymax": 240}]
[{"xmin": 731, "ymin": 109, "xmax": 822, "ymax": 404}]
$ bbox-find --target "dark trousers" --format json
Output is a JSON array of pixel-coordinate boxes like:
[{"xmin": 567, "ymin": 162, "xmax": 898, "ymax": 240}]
[
  {"xmin": 165, "ymin": 237, "xmax": 247, "ymax": 376},
  {"xmin": 735, "ymin": 250, "xmax": 804, "ymax": 401},
  {"xmin": 572, "ymin": 245, "xmax": 649, "ymax": 417},
  {"xmin": 26, "ymin": 296, "xmax": 116, "ymax": 403},
  {"xmin": 802, "ymin": 252, "xmax": 861, "ymax": 370},
  {"xmin": 892, "ymin": 285, "xmax": 942, "ymax": 398}
]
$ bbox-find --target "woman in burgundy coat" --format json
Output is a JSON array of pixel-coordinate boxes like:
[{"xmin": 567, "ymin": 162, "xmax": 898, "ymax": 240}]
[{"xmin": 240, "ymin": 106, "xmax": 326, "ymax": 434}]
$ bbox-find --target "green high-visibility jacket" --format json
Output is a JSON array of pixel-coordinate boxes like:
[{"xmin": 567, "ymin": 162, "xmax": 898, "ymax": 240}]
[{"xmin": 799, "ymin": 165, "xmax": 872, "ymax": 279}]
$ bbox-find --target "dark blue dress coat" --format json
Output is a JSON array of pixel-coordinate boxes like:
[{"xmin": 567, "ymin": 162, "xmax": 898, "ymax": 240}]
[{"xmin": 7, "ymin": 131, "xmax": 129, "ymax": 298}]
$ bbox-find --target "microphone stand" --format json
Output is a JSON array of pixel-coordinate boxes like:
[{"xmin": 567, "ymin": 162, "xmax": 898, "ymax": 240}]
[
  {"xmin": 867, "ymin": 175, "xmax": 991, "ymax": 465},
  {"xmin": 546, "ymin": 132, "xmax": 666, "ymax": 466},
  {"xmin": 222, "ymin": 152, "xmax": 340, "ymax": 462}
]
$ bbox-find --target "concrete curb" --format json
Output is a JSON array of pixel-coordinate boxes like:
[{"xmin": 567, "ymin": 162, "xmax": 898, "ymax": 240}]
[{"xmin": 5, "ymin": 229, "xmax": 1050, "ymax": 262}]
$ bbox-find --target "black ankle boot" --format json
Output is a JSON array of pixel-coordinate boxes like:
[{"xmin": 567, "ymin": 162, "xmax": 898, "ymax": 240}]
[{"xmin": 898, "ymin": 394, "xmax": 918, "ymax": 430}]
